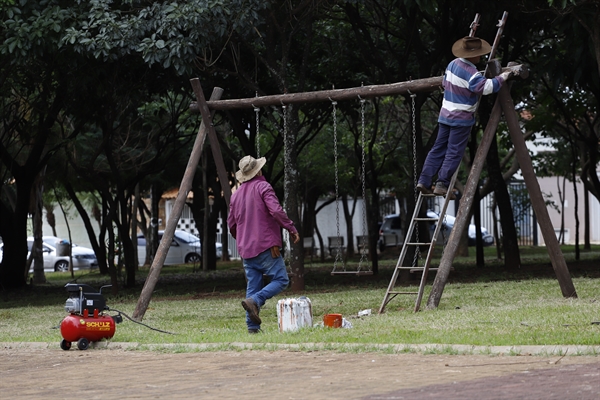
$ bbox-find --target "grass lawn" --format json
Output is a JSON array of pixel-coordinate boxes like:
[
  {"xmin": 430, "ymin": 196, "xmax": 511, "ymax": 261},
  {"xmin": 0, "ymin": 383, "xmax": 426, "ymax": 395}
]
[{"xmin": 1, "ymin": 245, "xmax": 598, "ymax": 353}]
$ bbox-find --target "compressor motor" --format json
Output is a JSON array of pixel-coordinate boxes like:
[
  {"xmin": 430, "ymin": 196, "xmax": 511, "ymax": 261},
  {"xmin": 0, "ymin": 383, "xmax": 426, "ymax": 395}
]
[{"xmin": 59, "ymin": 283, "xmax": 122, "ymax": 351}]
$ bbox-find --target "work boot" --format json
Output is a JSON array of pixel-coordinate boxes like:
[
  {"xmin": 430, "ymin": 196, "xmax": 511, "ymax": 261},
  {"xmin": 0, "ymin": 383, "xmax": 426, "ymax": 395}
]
[
  {"xmin": 416, "ymin": 183, "xmax": 433, "ymax": 195},
  {"xmin": 248, "ymin": 328, "xmax": 261, "ymax": 334},
  {"xmin": 242, "ymin": 298, "xmax": 261, "ymax": 325},
  {"xmin": 433, "ymin": 181, "xmax": 448, "ymax": 196},
  {"xmin": 433, "ymin": 182, "xmax": 456, "ymax": 199}
]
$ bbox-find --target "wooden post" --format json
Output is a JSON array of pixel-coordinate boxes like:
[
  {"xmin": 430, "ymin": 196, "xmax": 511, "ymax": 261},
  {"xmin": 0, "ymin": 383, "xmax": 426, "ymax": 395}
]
[
  {"xmin": 132, "ymin": 87, "xmax": 224, "ymax": 321},
  {"xmin": 190, "ymin": 79, "xmax": 232, "ymax": 207},
  {"xmin": 426, "ymin": 90, "xmax": 505, "ymax": 310},
  {"xmin": 497, "ymin": 86, "xmax": 577, "ymax": 298}
]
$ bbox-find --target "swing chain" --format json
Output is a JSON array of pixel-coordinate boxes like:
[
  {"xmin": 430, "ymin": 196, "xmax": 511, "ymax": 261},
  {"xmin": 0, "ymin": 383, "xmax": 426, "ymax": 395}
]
[
  {"xmin": 254, "ymin": 105, "xmax": 260, "ymax": 158},
  {"xmin": 332, "ymin": 100, "xmax": 343, "ymax": 270},
  {"xmin": 410, "ymin": 92, "xmax": 421, "ymax": 265},
  {"xmin": 282, "ymin": 104, "xmax": 291, "ymax": 269},
  {"xmin": 359, "ymin": 98, "xmax": 369, "ymax": 270}
]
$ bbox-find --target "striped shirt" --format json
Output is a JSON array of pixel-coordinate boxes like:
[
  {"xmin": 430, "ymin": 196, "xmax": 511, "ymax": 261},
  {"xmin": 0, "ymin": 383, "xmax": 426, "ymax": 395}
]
[{"xmin": 438, "ymin": 58, "xmax": 504, "ymax": 127}]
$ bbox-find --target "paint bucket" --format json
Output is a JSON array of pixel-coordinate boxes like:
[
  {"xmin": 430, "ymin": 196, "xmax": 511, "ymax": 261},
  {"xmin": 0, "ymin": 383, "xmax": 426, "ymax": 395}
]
[
  {"xmin": 323, "ymin": 313, "xmax": 342, "ymax": 328},
  {"xmin": 277, "ymin": 297, "xmax": 313, "ymax": 332}
]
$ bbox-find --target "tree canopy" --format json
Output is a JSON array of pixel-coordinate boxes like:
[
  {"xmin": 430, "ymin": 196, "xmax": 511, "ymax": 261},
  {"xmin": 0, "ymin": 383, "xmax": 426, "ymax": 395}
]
[{"xmin": 1, "ymin": 0, "xmax": 598, "ymax": 290}]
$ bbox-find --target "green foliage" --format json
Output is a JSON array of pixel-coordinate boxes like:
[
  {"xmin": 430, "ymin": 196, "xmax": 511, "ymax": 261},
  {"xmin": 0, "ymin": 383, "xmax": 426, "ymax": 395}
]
[{"xmin": 58, "ymin": 0, "xmax": 267, "ymax": 75}]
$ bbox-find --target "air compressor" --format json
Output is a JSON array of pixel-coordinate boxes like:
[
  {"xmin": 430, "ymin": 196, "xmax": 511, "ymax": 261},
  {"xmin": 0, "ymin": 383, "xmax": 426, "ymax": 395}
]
[{"xmin": 59, "ymin": 283, "xmax": 122, "ymax": 350}]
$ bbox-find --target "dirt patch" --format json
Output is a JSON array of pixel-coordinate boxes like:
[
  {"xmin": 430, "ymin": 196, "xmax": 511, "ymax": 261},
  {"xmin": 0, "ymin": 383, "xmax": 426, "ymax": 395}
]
[{"xmin": 1, "ymin": 345, "xmax": 598, "ymax": 399}]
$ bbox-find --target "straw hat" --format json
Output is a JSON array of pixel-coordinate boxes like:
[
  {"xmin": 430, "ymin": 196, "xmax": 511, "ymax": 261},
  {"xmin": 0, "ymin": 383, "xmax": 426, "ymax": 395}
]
[
  {"xmin": 235, "ymin": 155, "xmax": 266, "ymax": 183},
  {"xmin": 451, "ymin": 36, "xmax": 492, "ymax": 58}
]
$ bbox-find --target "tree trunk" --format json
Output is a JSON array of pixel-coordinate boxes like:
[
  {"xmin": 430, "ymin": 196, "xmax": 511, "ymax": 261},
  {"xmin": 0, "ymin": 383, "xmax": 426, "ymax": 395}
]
[
  {"xmin": 31, "ymin": 169, "xmax": 46, "ymax": 284},
  {"xmin": 487, "ymin": 135, "xmax": 521, "ymax": 269},
  {"xmin": 286, "ymin": 105, "xmax": 304, "ymax": 292},
  {"xmin": 64, "ymin": 182, "xmax": 108, "ymax": 274}
]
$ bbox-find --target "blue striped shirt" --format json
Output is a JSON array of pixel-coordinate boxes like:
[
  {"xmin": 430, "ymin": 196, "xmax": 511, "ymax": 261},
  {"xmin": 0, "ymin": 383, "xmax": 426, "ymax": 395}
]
[{"xmin": 438, "ymin": 58, "xmax": 504, "ymax": 127}]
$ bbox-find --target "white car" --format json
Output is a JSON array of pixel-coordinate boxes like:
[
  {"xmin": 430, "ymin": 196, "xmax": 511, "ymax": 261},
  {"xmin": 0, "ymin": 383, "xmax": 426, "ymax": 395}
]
[
  {"xmin": 20, "ymin": 236, "xmax": 98, "ymax": 272},
  {"xmin": 32, "ymin": 236, "xmax": 98, "ymax": 272},
  {"xmin": 136, "ymin": 230, "xmax": 226, "ymax": 266},
  {"xmin": 378, "ymin": 211, "xmax": 494, "ymax": 249}
]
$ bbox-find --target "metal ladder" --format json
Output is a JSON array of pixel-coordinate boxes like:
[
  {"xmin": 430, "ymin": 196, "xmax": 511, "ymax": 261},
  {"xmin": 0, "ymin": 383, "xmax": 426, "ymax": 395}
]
[{"xmin": 378, "ymin": 172, "xmax": 458, "ymax": 313}]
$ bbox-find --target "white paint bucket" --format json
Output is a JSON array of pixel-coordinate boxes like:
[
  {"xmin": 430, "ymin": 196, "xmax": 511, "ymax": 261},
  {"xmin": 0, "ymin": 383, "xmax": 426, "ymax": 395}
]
[{"xmin": 277, "ymin": 296, "xmax": 313, "ymax": 332}]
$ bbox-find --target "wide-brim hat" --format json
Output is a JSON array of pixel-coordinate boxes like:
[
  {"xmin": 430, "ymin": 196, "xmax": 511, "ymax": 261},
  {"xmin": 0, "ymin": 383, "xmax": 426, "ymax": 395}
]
[
  {"xmin": 235, "ymin": 155, "xmax": 266, "ymax": 183},
  {"xmin": 452, "ymin": 36, "xmax": 492, "ymax": 58}
]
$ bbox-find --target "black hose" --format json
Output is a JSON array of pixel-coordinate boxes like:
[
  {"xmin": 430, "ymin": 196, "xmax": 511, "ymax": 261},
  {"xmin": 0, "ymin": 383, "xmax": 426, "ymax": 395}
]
[{"xmin": 108, "ymin": 307, "xmax": 176, "ymax": 335}]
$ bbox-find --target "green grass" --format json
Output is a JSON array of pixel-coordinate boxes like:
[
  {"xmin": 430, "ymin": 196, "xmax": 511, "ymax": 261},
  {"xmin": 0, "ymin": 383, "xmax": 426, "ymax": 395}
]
[{"xmin": 1, "ymin": 245, "xmax": 599, "ymax": 353}]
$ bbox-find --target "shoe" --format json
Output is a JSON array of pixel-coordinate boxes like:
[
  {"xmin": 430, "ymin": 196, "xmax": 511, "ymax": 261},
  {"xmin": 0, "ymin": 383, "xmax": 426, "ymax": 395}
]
[
  {"xmin": 248, "ymin": 329, "xmax": 261, "ymax": 334},
  {"xmin": 416, "ymin": 183, "xmax": 433, "ymax": 195},
  {"xmin": 433, "ymin": 182, "xmax": 456, "ymax": 199},
  {"xmin": 433, "ymin": 182, "xmax": 448, "ymax": 196},
  {"xmin": 242, "ymin": 298, "xmax": 261, "ymax": 325}
]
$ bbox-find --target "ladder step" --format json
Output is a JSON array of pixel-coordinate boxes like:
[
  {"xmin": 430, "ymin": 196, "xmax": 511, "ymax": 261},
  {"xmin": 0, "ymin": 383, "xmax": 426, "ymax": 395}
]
[
  {"xmin": 405, "ymin": 242, "xmax": 433, "ymax": 246},
  {"xmin": 413, "ymin": 217, "xmax": 439, "ymax": 222},
  {"xmin": 387, "ymin": 291, "xmax": 419, "ymax": 295},
  {"xmin": 410, "ymin": 267, "xmax": 439, "ymax": 272},
  {"xmin": 396, "ymin": 266, "xmax": 439, "ymax": 271},
  {"xmin": 408, "ymin": 267, "xmax": 453, "ymax": 273}
]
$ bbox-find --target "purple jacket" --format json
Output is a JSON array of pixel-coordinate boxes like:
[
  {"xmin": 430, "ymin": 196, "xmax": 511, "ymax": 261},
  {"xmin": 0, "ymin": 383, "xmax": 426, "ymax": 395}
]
[{"xmin": 227, "ymin": 175, "xmax": 297, "ymax": 259}]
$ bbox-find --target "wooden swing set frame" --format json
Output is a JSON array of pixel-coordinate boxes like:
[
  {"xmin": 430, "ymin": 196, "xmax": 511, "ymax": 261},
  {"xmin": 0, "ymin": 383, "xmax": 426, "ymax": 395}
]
[{"xmin": 132, "ymin": 48, "xmax": 576, "ymax": 321}]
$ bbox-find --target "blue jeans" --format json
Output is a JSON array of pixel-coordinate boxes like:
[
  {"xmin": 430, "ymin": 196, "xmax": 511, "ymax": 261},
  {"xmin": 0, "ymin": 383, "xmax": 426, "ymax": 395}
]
[
  {"xmin": 243, "ymin": 248, "xmax": 289, "ymax": 329},
  {"xmin": 419, "ymin": 123, "xmax": 472, "ymax": 186}
]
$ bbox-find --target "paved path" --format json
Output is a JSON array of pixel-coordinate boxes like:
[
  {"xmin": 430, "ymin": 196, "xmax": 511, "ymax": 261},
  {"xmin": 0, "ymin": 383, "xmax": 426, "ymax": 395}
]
[{"xmin": 1, "ymin": 343, "xmax": 598, "ymax": 399}]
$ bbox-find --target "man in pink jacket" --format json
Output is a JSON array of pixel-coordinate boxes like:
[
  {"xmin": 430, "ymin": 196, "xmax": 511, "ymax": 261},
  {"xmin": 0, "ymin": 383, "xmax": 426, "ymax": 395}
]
[{"xmin": 228, "ymin": 155, "xmax": 300, "ymax": 333}]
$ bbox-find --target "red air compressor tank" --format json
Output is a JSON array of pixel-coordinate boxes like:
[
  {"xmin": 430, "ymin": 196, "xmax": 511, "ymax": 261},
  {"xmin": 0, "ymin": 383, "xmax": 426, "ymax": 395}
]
[{"xmin": 60, "ymin": 313, "xmax": 116, "ymax": 350}]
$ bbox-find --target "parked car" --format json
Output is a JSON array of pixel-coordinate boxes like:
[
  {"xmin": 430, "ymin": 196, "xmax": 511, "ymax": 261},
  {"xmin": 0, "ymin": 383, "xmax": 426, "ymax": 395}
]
[
  {"xmin": 136, "ymin": 230, "xmax": 227, "ymax": 265},
  {"xmin": 428, "ymin": 210, "xmax": 494, "ymax": 246},
  {"xmin": 32, "ymin": 236, "xmax": 98, "ymax": 272},
  {"xmin": 377, "ymin": 213, "xmax": 404, "ymax": 251},
  {"xmin": 4, "ymin": 236, "xmax": 99, "ymax": 272},
  {"xmin": 378, "ymin": 211, "xmax": 493, "ymax": 250}
]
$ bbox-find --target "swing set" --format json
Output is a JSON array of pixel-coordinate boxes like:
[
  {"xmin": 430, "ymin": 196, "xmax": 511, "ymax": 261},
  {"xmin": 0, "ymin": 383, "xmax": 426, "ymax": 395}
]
[
  {"xmin": 252, "ymin": 95, "xmax": 372, "ymax": 275},
  {"xmin": 133, "ymin": 14, "xmax": 576, "ymax": 322}
]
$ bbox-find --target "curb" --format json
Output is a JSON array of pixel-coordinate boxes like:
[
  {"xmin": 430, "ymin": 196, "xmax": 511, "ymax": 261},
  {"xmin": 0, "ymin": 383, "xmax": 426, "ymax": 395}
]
[{"xmin": 2, "ymin": 341, "xmax": 599, "ymax": 356}]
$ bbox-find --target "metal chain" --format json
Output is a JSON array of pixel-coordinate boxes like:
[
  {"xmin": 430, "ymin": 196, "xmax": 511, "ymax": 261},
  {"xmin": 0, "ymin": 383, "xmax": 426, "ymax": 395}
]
[
  {"xmin": 282, "ymin": 105, "xmax": 291, "ymax": 269},
  {"xmin": 254, "ymin": 105, "xmax": 260, "ymax": 157},
  {"xmin": 410, "ymin": 92, "xmax": 421, "ymax": 266},
  {"xmin": 332, "ymin": 100, "xmax": 343, "ymax": 271},
  {"xmin": 359, "ymin": 97, "xmax": 369, "ymax": 270}
]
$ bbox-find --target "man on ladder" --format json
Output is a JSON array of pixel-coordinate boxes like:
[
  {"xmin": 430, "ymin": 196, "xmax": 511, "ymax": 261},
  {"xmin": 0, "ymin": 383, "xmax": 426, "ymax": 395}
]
[{"xmin": 417, "ymin": 35, "xmax": 512, "ymax": 197}]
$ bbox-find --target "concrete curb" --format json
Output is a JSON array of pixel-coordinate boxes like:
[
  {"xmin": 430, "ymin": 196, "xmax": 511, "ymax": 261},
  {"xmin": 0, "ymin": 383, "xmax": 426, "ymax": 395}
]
[{"xmin": 2, "ymin": 341, "xmax": 599, "ymax": 356}]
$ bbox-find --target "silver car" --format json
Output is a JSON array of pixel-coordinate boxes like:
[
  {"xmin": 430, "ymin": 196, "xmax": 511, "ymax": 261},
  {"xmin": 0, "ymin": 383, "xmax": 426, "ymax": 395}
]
[
  {"xmin": 28, "ymin": 236, "xmax": 98, "ymax": 272},
  {"xmin": 136, "ymin": 230, "xmax": 227, "ymax": 265}
]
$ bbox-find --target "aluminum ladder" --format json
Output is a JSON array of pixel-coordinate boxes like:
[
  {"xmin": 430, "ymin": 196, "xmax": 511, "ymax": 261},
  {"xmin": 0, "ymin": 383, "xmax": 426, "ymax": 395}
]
[{"xmin": 378, "ymin": 172, "xmax": 458, "ymax": 313}]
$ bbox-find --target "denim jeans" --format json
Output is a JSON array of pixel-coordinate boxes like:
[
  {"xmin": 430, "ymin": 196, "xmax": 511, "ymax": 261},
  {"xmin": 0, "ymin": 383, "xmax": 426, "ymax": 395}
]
[
  {"xmin": 243, "ymin": 248, "xmax": 289, "ymax": 329},
  {"xmin": 419, "ymin": 123, "xmax": 472, "ymax": 187}
]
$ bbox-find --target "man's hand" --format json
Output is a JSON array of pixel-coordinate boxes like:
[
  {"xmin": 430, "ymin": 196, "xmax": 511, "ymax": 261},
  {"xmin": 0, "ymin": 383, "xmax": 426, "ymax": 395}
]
[
  {"xmin": 290, "ymin": 232, "xmax": 300, "ymax": 244},
  {"xmin": 270, "ymin": 246, "xmax": 281, "ymax": 258},
  {"xmin": 498, "ymin": 70, "xmax": 513, "ymax": 81}
]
